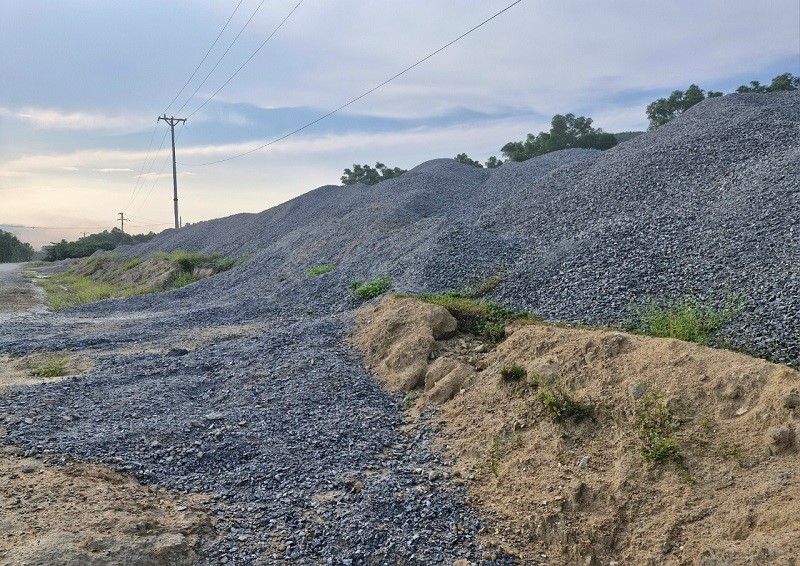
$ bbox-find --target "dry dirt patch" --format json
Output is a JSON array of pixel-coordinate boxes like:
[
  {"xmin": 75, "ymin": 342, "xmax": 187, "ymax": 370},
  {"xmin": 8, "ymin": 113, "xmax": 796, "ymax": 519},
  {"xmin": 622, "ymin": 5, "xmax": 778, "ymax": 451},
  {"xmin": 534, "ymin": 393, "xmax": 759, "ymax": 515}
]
[
  {"xmin": 354, "ymin": 296, "xmax": 800, "ymax": 565},
  {"xmin": 0, "ymin": 353, "xmax": 94, "ymax": 391},
  {"xmin": 0, "ymin": 447, "xmax": 212, "ymax": 566}
]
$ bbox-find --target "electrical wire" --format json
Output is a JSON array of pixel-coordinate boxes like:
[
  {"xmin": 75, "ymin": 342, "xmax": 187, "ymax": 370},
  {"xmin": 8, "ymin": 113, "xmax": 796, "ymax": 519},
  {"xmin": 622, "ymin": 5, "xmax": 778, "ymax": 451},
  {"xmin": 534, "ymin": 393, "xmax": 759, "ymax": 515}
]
[
  {"xmin": 181, "ymin": 0, "xmax": 525, "ymax": 166},
  {"xmin": 186, "ymin": 0, "xmax": 305, "ymax": 119},
  {"xmin": 125, "ymin": 128, "xmax": 169, "ymax": 214},
  {"xmin": 163, "ymin": 0, "xmax": 245, "ymax": 114},
  {"xmin": 174, "ymin": 0, "xmax": 267, "ymax": 115},
  {"xmin": 123, "ymin": 120, "xmax": 160, "ymax": 212},
  {"xmin": 132, "ymin": 124, "xmax": 187, "ymax": 216}
]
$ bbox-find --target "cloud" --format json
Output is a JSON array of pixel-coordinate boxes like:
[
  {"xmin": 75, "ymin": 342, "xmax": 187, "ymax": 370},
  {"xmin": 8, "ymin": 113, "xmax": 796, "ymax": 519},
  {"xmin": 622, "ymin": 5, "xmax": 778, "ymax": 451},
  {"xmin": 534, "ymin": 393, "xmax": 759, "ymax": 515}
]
[
  {"xmin": 61, "ymin": 166, "xmax": 79, "ymax": 171},
  {"xmin": 94, "ymin": 168, "xmax": 133, "ymax": 173},
  {"xmin": 1, "ymin": 106, "xmax": 151, "ymax": 132},
  {"xmin": 0, "ymin": 170, "xmax": 29, "ymax": 177}
]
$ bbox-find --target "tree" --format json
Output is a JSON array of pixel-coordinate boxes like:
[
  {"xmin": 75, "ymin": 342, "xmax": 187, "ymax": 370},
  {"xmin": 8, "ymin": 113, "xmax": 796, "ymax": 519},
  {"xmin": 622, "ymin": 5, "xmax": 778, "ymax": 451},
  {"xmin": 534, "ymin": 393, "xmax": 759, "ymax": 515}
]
[
  {"xmin": 650, "ymin": 73, "xmax": 798, "ymax": 129},
  {"xmin": 341, "ymin": 162, "xmax": 407, "ymax": 186},
  {"xmin": 453, "ymin": 153, "xmax": 483, "ymax": 168},
  {"xmin": 0, "ymin": 229, "xmax": 35, "ymax": 262},
  {"xmin": 645, "ymin": 84, "xmax": 718, "ymax": 130},
  {"xmin": 485, "ymin": 156, "xmax": 504, "ymax": 169},
  {"xmin": 736, "ymin": 72, "xmax": 799, "ymax": 93},
  {"xmin": 500, "ymin": 113, "xmax": 617, "ymax": 162}
]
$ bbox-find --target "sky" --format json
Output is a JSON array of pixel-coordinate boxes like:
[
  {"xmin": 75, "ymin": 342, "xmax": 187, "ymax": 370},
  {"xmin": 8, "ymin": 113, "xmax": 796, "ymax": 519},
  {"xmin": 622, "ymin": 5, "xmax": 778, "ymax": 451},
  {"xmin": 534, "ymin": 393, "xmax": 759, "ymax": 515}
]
[{"xmin": 1, "ymin": 0, "xmax": 798, "ymax": 249}]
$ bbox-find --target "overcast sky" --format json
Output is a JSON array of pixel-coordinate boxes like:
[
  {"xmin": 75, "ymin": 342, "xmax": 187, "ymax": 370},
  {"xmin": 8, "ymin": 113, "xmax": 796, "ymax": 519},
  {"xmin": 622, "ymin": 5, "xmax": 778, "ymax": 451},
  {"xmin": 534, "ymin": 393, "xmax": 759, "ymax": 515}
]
[{"xmin": 1, "ymin": 0, "xmax": 798, "ymax": 248}]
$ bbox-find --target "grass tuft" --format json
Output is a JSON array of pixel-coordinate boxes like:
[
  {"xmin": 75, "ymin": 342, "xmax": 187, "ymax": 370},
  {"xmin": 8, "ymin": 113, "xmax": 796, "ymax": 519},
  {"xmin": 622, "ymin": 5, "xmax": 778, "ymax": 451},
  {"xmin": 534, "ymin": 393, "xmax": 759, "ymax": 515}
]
[
  {"xmin": 28, "ymin": 354, "xmax": 69, "ymax": 377},
  {"xmin": 500, "ymin": 364, "xmax": 527, "ymax": 382},
  {"xmin": 350, "ymin": 276, "xmax": 391, "ymax": 300},
  {"xmin": 306, "ymin": 264, "xmax": 336, "ymax": 277},
  {"xmin": 530, "ymin": 374, "xmax": 593, "ymax": 421},
  {"xmin": 636, "ymin": 392, "xmax": 686, "ymax": 468},
  {"xmin": 624, "ymin": 294, "xmax": 744, "ymax": 345}
]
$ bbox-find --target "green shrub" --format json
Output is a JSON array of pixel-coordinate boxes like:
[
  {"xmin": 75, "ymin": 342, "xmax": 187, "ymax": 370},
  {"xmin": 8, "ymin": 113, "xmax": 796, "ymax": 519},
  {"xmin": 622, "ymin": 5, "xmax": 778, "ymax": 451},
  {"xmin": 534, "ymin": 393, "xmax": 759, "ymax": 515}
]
[
  {"xmin": 306, "ymin": 264, "xmax": 336, "ymax": 276},
  {"xmin": 624, "ymin": 294, "xmax": 744, "ymax": 345},
  {"xmin": 350, "ymin": 276, "xmax": 391, "ymax": 300},
  {"xmin": 500, "ymin": 364, "xmax": 527, "ymax": 382}
]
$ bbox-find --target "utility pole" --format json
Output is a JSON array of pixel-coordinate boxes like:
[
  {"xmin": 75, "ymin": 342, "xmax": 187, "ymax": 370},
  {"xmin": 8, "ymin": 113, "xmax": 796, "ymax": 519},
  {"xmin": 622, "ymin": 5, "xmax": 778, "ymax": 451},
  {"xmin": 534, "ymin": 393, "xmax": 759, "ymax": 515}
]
[
  {"xmin": 158, "ymin": 115, "xmax": 187, "ymax": 230},
  {"xmin": 118, "ymin": 212, "xmax": 126, "ymax": 234}
]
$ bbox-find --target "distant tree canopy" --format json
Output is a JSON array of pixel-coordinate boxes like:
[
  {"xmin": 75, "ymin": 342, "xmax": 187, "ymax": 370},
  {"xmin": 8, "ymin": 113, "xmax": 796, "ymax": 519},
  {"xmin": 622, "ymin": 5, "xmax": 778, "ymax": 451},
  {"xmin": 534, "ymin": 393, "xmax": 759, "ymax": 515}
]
[
  {"xmin": 484, "ymin": 156, "xmax": 504, "ymax": 169},
  {"xmin": 341, "ymin": 162, "xmax": 407, "ymax": 186},
  {"xmin": 454, "ymin": 153, "xmax": 484, "ymax": 168},
  {"xmin": 43, "ymin": 228, "xmax": 157, "ymax": 261},
  {"xmin": 0, "ymin": 229, "xmax": 35, "ymax": 262},
  {"xmin": 736, "ymin": 72, "xmax": 800, "ymax": 93},
  {"xmin": 646, "ymin": 72, "xmax": 798, "ymax": 129},
  {"xmin": 500, "ymin": 113, "xmax": 617, "ymax": 163}
]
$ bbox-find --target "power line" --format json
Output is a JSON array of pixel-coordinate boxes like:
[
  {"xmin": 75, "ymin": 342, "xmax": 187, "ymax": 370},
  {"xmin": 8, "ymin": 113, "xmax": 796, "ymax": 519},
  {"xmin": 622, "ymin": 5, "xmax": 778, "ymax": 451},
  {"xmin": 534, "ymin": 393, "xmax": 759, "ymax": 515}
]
[
  {"xmin": 174, "ymin": 0, "xmax": 267, "ymax": 115},
  {"xmin": 186, "ymin": 0, "xmax": 305, "ymax": 119},
  {"xmin": 132, "ymin": 124, "xmax": 187, "ymax": 216},
  {"xmin": 181, "ymin": 0, "xmax": 525, "ymax": 166},
  {"xmin": 163, "ymin": 0, "xmax": 246, "ymax": 114},
  {"xmin": 123, "ymin": 120, "xmax": 160, "ymax": 212},
  {"xmin": 125, "ymin": 129, "xmax": 169, "ymax": 214}
]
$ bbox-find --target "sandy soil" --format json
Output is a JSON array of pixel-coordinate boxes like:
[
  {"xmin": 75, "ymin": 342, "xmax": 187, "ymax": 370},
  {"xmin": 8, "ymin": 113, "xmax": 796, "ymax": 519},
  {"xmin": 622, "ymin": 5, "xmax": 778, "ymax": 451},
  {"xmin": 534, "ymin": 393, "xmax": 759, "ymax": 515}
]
[
  {"xmin": 0, "ymin": 447, "xmax": 212, "ymax": 566},
  {"xmin": 354, "ymin": 296, "xmax": 800, "ymax": 565},
  {"xmin": 0, "ymin": 263, "xmax": 43, "ymax": 317}
]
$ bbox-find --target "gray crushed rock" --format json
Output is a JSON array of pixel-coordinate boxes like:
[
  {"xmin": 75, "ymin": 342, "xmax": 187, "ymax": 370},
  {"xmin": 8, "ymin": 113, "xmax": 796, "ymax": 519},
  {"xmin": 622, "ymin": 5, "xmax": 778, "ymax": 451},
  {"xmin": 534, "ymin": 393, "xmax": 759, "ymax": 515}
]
[{"xmin": 1, "ymin": 91, "xmax": 798, "ymax": 564}]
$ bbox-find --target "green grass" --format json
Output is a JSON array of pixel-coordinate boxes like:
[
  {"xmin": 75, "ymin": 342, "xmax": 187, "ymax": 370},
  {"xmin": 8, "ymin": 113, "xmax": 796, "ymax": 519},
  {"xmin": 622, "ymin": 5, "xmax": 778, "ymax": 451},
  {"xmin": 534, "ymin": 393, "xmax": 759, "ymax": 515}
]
[
  {"xmin": 36, "ymin": 274, "xmax": 146, "ymax": 310},
  {"xmin": 636, "ymin": 392, "xmax": 686, "ymax": 468},
  {"xmin": 624, "ymin": 294, "xmax": 744, "ymax": 346},
  {"xmin": 530, "ymin": 374, "xmax": 594, "ymax": 421},
  {"xmin": 305, "ymin": 264, "xmax": 336, "ymax": 277},
  {"xmin": 28, "ymin": 354, "xmax": 69, "ymax": 377},
  {"xmin": 350, "ymin": 276, "xmax": 392, "ymax": 300},
  {"xmin": 124, "ymin": 256, "xmax": 144, "ymax": 270},
  {"xmin": 172, "ymin": 271, "xmax": 198, "ymax": 288}
]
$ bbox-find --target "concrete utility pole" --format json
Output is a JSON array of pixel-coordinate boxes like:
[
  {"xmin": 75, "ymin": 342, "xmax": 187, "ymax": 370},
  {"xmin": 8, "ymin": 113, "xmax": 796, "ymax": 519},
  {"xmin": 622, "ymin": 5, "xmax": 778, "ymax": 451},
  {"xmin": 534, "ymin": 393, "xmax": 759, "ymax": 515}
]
[
  {"xmin": 158, "ymin": 115, "xmax": 187, "ymax": 230},
  {"xmin": 118, "ymin": 212, "xmax": 126, "ymax": 234}
]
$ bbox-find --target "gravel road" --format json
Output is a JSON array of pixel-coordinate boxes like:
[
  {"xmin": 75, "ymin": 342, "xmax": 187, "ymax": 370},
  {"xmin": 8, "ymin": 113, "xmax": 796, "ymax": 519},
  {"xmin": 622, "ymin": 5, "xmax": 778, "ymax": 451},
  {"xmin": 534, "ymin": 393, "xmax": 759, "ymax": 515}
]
[{"xmin": 1, "ymin": 91, "xmax": 798, "ymax": 564}]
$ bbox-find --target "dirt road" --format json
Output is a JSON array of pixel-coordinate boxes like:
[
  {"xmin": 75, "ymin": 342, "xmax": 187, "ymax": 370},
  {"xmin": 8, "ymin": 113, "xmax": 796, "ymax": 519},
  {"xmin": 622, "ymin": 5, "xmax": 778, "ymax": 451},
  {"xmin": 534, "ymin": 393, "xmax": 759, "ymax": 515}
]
[{"xmin": 0, "ymin": 262, "xmax": 44, "ymax": 319}]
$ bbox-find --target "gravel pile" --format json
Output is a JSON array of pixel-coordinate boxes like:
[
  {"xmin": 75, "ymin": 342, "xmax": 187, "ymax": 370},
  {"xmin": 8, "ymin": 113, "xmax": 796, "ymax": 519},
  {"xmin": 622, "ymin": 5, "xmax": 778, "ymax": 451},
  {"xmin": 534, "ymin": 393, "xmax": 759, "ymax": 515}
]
[{"xmin": 1, "ymin": 91, "xmax": 797, "ymax": 564}]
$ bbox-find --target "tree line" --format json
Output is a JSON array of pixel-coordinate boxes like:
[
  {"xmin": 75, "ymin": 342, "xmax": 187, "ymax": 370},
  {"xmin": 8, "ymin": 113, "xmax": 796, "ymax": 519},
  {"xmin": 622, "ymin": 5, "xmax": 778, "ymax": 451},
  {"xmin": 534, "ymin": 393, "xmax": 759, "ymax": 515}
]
[
  {"xmin": 43, "ymin": 228, "xmax": 157, "ymax": 261},
  {"xmin": 341, "ymin": 71, "xmax": 798, "ymax": 184},
  {"xmin": 0, "ymin": 229, "xmax": 35, "ymax": 262}
]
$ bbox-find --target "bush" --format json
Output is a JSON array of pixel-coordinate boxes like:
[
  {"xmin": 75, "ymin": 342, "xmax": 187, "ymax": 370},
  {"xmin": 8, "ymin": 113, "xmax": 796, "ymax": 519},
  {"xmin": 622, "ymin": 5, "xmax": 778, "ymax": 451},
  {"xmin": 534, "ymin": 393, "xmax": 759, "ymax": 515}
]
[{"xmin": 350, "ymin": 276, "xmax": 391, "ymax": 300}]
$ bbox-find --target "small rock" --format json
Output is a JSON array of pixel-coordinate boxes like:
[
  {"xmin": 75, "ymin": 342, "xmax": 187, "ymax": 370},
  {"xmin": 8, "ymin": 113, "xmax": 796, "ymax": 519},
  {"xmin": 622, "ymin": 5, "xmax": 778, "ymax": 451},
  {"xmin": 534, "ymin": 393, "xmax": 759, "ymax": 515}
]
[
  {"xmin": 166, "ymin": 348, "xmax": 189, "ymax": 357},
  {"xmin": 577, "ymin": 456, "xmax": 590, "ymax": 469},
  {"xmin": 21, "ymin": 466, "xmax": 36, "ymax": 473},
  {"xmin": 473, "ymin": 344, "xmax": 488, "ymax": 353},
  {"xmin": 629, "ymin": 382, "xmax": 645, "ymax": 400},
  {"xmin": 782, "ymin": 392, "xmax": 800, "ymax": 410},
  {"xmin": 204, "ymin": 412, "xmax": 225, "ymax": 421}
]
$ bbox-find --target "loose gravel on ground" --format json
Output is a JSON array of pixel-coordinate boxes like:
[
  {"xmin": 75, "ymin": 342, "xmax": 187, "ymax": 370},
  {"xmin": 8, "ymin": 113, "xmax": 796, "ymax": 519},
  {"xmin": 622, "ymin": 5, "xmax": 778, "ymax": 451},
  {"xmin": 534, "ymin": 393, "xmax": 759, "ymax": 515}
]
[{"xmin": 1, "ymin": 92, "xmax": 798, "ymax": 564}]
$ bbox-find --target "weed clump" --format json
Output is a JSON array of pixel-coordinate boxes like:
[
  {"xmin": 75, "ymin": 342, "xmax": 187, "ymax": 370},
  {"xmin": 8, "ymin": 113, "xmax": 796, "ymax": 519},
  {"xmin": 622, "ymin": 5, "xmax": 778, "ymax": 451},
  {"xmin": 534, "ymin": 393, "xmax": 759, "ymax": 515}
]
[
  {"xmin": 636, "ymin": 392, "xmax": 686, "ymax": 468},
  {"xmin": 350, "ymin": 276, "xmax": 391, "ymax": 300},
  {"xmin": 306, "ymin": 264, "xmax": 335, "ymax": 277},
  {"xmin": 624, "ymin": 294, "xmax": 744, "ymax": 345},
  {"xmin": 500, "ymin": 364, "xmax": 527, "ymax": 382},
  {"xmin": 530, "ymin": 374, "xmax": 593, "ymax": 421},
  {"xmin": 28, "ymin": 354, "xmax": 69, "ymax": 377}
]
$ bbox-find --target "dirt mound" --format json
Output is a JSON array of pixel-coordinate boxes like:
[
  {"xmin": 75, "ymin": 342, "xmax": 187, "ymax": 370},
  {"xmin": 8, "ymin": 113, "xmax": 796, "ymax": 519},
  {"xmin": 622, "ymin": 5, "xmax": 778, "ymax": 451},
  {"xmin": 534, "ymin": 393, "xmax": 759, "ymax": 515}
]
[
  {"xmin": 0, "ymin": 447, "xmax": 213, "ymax": 566},
  {"xmin": 354, "ymin": 296, "xmax": 800, "ymax": 564}
]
